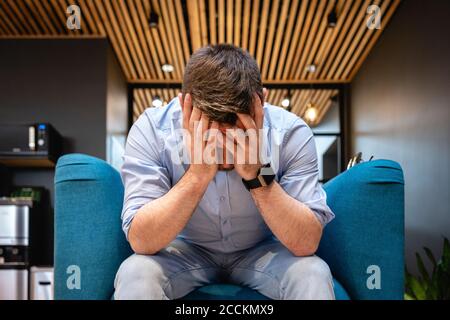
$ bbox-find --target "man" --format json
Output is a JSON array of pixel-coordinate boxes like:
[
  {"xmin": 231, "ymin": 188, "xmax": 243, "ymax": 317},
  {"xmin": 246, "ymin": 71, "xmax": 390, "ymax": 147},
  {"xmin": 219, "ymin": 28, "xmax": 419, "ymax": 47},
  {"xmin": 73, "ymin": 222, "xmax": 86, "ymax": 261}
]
[{"xmin": 114, "ymin": 44, "xmax": 335, "ymax": 300}]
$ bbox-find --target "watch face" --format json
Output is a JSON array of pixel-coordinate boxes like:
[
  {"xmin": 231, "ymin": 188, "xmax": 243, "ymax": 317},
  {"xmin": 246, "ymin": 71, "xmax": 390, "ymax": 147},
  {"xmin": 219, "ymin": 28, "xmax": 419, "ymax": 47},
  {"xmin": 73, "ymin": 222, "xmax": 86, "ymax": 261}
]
[{"xmin": 260, "ymin": 165, "xmax": 275, "ymax": 176}]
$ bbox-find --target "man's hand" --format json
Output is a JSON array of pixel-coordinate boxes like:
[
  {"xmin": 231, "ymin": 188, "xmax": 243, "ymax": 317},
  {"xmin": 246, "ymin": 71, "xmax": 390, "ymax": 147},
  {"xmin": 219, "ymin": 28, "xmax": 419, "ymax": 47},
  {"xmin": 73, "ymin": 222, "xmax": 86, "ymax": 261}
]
[
  {"xmin": 179, "ymin": 93, "xmax": 218, "ymax": 183},
  {"xmin": 227, "ymin": 93, "xmax": 265, "ymax": 180}
]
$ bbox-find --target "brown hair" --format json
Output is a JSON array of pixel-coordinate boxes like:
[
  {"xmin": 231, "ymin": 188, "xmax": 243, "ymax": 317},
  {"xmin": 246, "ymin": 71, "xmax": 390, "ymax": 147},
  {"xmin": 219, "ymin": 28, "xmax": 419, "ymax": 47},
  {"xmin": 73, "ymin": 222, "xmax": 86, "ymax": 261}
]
[{"xmin": 182, "ymin": 44, "xmax": 263, "ymax": 124}]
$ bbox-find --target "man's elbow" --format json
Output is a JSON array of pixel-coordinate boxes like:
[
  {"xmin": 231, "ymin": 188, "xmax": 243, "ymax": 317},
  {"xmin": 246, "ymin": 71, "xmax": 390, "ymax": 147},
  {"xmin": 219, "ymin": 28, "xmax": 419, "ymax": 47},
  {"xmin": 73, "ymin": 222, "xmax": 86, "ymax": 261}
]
[
  {"xmin": 290, "ymin": 241, "xmax": 320, "ymax": 257},
  {"xmin": 128, "ymin": 227, "xmax": 159, "ymax": 255},
  {"xmin": 129, "ymin": 238, "xmax": 158, "ymax": 255}
]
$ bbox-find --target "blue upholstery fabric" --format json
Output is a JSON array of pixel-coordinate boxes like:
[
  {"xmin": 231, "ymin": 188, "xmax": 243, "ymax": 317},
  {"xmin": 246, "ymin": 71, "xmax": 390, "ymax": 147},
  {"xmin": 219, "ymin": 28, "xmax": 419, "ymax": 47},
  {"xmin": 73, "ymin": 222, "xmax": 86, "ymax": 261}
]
[
  {"xmin": 318, "ymin": 160, "xmax": 405, "ymax": 300},
  {"xmin": 184, "ymin": 279, "xmax": 350, "ymax": 300},
  {"xmin": 54, "ymin": 154, "xmax": 403, "ymax": 300},
  {"xmin": 54, "ymin": 154, "xmax": 132, "ymax": 299}
]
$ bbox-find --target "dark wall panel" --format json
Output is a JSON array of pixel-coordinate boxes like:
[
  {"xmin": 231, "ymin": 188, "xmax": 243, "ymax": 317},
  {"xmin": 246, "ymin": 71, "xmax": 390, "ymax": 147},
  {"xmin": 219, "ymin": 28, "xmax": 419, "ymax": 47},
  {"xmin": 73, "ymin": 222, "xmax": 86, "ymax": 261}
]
[
  {"xmin": 0, "ymin": 39, "xmax": 113, "ymax": 206},
  {"xmin": 350, "ymin": 0, "xmax": 450, "ymax": 273}
]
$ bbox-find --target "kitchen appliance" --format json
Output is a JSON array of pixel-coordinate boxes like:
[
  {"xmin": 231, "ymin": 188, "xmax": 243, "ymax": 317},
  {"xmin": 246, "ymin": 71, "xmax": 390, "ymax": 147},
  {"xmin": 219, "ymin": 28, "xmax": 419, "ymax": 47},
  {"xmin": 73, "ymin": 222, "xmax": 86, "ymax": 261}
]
[
  {"xmin": 0, "ymin": 123, "xmax": 62, "ymax": 167},
  {"xmin": 0, "ymin": 189, "xmax": 52, "ymax": 300},
  {"xmin": 30, "ymin": 266, "xmax": 54, "ymax": 300}
]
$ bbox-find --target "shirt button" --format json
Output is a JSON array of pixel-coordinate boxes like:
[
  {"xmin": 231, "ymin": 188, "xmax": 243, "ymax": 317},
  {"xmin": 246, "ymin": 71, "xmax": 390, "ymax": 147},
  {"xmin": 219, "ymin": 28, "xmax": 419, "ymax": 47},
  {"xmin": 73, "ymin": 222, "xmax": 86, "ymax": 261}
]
[{"xmin": 220, "ymin": 196, "xmax": 226, "ymax": 201}]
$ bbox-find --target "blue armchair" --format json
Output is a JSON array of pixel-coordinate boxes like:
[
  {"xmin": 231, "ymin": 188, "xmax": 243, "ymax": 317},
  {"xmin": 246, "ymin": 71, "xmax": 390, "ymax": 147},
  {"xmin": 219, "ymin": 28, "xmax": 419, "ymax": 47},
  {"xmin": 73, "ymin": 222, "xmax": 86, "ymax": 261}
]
[{"xmin": 54, "ymin": 153, "xmax": 404, "ymax": 300}]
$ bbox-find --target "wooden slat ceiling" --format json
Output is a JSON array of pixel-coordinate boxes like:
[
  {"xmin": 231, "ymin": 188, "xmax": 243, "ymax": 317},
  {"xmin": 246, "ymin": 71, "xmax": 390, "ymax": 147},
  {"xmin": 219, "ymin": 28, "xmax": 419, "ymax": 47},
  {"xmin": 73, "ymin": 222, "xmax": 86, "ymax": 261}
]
[
  {"xmin": 133, "ymin": 88, "xmax": 338, "ymax": 126},
  {"xmin": 0, "ymin": 0, "xmax": 399, "ymax": 125},
  {"xmin": 0, "ymin": 0, "xmax": 400, "ymax": 83}
]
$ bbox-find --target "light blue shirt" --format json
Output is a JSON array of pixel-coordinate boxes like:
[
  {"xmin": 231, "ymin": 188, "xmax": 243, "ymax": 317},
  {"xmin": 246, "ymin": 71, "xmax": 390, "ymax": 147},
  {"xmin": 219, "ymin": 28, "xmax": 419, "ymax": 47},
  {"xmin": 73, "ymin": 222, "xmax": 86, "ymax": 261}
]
[{"xmin": 121, "ymin": 98, "xmax": 335, "ymax": 253}]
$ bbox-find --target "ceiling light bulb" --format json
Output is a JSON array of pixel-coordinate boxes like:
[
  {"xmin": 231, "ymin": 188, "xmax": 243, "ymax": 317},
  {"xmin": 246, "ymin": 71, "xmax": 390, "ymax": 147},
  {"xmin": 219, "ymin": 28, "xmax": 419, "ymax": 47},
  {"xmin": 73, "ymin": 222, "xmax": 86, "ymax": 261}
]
[
  {"xmin": 305, "ymin": 64, "xmax": 317, "ymax": 73},
  {"xmin": 152, "ymin": 96, "xmax": 163, "ymax": 108},
  {"xmin": 305, "ymin": 104, "xmax": 318, "ymax": 123},
  {"xmin": 161, "ymin": 64, "xmax": 174, "ymax": 73},
  {"xmin": 281, "ymin": 98, "xmax": 290, "ymax": 108}
]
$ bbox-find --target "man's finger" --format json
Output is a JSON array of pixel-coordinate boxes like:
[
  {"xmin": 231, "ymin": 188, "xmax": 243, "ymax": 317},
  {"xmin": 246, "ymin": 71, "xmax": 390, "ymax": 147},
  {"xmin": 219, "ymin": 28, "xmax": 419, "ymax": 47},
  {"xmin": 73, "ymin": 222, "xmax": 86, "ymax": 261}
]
[
  {"xmin": 253, "ymin": 93, "xmax": 264, "ymax": 130},
  {"xmin": 181, "ymin": 93, "xmax": 192, "ymax": 129},
  {"xmin": 236, "ymin": 113, "xmax": 257, "ymax": 131},
  {"xmin": 190, "ymin": 106, "xmax": 202, "ymax": 130},
  {"xmin": 201, "ymin": 113, "xmax": 210, "ymax": 135}
]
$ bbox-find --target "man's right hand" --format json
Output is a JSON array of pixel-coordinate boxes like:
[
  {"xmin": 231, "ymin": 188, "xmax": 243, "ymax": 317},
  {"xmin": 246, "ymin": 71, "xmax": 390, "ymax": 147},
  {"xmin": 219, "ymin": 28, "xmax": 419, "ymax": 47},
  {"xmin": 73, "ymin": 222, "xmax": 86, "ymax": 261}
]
[{"xmin": 179, "ymin": 93, "xmax": 219, "ymax": 183}]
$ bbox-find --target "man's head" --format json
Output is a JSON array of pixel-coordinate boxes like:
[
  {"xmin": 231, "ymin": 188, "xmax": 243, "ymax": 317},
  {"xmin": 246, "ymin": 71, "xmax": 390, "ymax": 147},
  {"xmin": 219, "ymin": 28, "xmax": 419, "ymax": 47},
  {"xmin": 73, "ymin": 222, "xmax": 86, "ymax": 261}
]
[{"xmin": 182, "ymin": 44, "xmax": 263, "ymax": 126}]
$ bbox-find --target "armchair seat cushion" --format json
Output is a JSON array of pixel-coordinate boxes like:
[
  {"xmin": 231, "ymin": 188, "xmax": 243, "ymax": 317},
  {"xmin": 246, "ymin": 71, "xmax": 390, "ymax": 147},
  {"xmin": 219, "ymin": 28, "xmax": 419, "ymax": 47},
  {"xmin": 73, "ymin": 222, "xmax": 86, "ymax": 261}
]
[{"xmin": 183, "ymin": 279, "xmax": 350, "ymax": 300}]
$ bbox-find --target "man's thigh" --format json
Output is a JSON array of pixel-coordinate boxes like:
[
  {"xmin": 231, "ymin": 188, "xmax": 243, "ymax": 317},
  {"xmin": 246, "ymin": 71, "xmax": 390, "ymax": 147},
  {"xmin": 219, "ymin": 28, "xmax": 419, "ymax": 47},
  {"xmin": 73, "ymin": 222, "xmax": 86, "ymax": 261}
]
[
  {"xmin": 228, "ymin": 238, "xmax": 335, "ymax": 300},
  {"xmin": 114, "ymin": 238, "xmax": 221, "ymax": 299}
]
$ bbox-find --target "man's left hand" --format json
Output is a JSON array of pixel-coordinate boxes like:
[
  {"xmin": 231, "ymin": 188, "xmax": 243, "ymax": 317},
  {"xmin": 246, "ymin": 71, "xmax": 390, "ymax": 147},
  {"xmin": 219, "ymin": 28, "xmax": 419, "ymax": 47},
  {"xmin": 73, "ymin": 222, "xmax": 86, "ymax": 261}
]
[{"xmin": 227, "ymin": 93, "xmax": 265, "ymax": 181}]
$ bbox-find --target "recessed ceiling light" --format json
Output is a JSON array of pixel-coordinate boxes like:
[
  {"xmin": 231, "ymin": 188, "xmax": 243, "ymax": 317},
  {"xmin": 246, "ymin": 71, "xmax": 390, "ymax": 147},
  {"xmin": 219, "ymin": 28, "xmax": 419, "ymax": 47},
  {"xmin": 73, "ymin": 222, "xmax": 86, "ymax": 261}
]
[
  {"xmin": 304, "ymin": 103, "xmax": 318, "ymax": 123},
  {"xmin": 305, "ymin": 64, "xmax": 317, "ymax": 73},
  {"xmin": 281, "ymin": 98, "xmax": 290, "ymax": 108},
  {"xmin": 149, "ymin": 11, "xmax": 159, "ymax": 28},
  {"xmin": 152, "ymin": 95, "xmax": 163, "ymax": 108},
  {"xmin": 328, "ymin": 8, "xmax": 337, "ymax": 28},
  {"xmin": 161, "ymin": 64, "xmax": 174, "ymax": 73}
]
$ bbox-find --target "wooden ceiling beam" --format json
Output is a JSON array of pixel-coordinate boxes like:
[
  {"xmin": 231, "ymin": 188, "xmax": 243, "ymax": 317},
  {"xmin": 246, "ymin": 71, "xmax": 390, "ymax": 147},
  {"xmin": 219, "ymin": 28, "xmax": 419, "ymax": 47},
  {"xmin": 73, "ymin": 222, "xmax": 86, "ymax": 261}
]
[
  {"xmin": 160, "ymin": 0, "xmax": 186, "ymax": 75},
  {"xmin": 208, "ymin": 0, "xmax": 217, "ymax": 44},
  {"xmin": 135, "ymin": 0, "xmax": 169, "ymax": 80},
  {"xmin": 0, "ymin": 2, "xmax": 19, "ymax": 35},
  {"xmin": 198, "ymin": 0, "xmax": 208, "ymax": 46},
  {"xmin": 226, "ymin": 0, "xmax": 233, "ymax": 44},
  {"xmin": 247, "ymin": 0, "xmax": 260, "ymax": 57},
  {"xmin": 234, "ymin": 0, "xmax": 242, "ymax": 47},
  {"xmin": 2, "ymin": 1, "xmax": 27, "ymax": 34},
  {"xmin": 255, "ymin": 0, "xmax": 270, "ymax": 68},
  {"xmin": 241, "ymin": 0, "xmax": 251, "ymax": 50},
  {"xmin": 310, "ymin": 0, "xmax": 352, "ymax": 80},
  {"xmin": 174, "ymin": 0, "xmax": 191, "ymax": 59},
  {"xmin": 150, "ymin": 0, "xmax": 182, "ymax": 79},
  {"xmin": 127, "ymin": 0, "xmax": 158, "ymax": 79},
  {"xmin": 261, "ymin": 0, "xmax": 281, "ymax": 79},
  {"xmin": 95, "ymin": 0, "xmax": 135, "ymax": 79},
  {"xmin": 334, "ymin": 0, "xmax": 387, "ymax": 79},
  {"xmin": 187, "ymin": 0, "xmax": 202, "ymax": 51},
  {"xmin": 282, "ymin": 0, "xmax": 312, "ymax": 80},
  {"xmin": 327, "ymin": 0, "xmax": 376, "ymax": 79},
  {"xmin": 293, "ymin": 0, "xmax": 327, "ymax": 79},
  {"xmin": 347, "ymin": 0, "xmax": 401, "ymax": 80},
  {"xmin": 218, "ymin": 0, "xmax": 225, "ymax": 44},
  {"xmin": 117, "ymin": 0, "xmax": 152, "ymax": 79},
  {"xmin": 298, "ymin": 0, "xmax": 336, "ymax": 79},
  {"xmin": 267, "ymin": 0, "xmax": 294, "ymax": 80}
]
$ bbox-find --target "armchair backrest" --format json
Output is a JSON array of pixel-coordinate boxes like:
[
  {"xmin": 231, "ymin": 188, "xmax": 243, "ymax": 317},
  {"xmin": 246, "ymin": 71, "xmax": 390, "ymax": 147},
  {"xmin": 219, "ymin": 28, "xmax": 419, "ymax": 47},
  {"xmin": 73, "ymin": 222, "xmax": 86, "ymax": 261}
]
[{"xmin": 318, "ymin": 159, "xmax": 405, "ymax": 300}]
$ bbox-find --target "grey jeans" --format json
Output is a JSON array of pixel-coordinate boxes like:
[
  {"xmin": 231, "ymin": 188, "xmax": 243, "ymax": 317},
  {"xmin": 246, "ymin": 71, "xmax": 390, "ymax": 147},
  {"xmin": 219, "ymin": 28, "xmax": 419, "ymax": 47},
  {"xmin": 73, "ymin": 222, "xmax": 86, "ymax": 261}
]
[{"xmin": 114, "ymin": 237, "xmax": 335, "ymax": 300}]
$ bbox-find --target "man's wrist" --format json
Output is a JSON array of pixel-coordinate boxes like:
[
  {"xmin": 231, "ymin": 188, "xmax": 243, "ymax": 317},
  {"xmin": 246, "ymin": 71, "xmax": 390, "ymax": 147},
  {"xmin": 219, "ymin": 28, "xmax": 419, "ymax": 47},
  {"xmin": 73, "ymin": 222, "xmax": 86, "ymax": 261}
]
[{"xmin": 186, "ymin": 166, "xmax": 213, "ymax": 186}]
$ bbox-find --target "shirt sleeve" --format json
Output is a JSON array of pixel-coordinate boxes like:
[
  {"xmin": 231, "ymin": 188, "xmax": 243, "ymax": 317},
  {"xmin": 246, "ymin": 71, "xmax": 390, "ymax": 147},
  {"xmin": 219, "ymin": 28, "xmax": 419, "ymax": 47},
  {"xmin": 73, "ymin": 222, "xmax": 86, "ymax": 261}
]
[
  {"xmin": 120, "ymin": 113, "xmax": 172, "ymax": 240},
  {"xmin": 278, "ymin": 119, "xmax": 335, "ymax": 226}
]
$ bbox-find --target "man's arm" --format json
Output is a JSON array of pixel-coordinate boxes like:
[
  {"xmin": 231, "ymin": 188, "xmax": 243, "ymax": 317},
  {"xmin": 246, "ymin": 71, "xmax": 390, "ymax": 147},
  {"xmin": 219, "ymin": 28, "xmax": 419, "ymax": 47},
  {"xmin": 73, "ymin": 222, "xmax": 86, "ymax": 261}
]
[
  {"xmin": 250, "ymin": 181, "xmax": 323, "ymax": 257},
  {"xmin": 232, "ymin": 95, "xmax": 331, "ymax": 257},
  {"xmin": 128, "ymin": 93, "xmax": 219, "ymax": 255},
  {"xmin": 128, "ymin": 169, "xmax": 210, "ymax": 255}
]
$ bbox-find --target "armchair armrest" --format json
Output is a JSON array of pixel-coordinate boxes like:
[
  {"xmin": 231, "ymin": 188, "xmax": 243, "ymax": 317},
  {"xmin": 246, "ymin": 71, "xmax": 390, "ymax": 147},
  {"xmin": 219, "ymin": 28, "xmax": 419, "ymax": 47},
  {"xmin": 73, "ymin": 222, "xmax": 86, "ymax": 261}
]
[
  {"xmin": 318, "ymin": 160, "xmax": 405, "ymax": 300},
  {"xmin": 54, "ymin": 154, "xmax": 132, "ymax": 300}
]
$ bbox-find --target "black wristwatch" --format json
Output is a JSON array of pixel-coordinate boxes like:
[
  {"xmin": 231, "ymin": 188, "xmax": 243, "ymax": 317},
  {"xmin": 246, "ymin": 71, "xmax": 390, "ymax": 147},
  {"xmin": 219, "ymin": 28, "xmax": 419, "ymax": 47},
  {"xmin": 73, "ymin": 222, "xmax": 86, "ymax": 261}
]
[{"xmin": 242, "ymin": 163, "xmax": 276, "ymax": 190}]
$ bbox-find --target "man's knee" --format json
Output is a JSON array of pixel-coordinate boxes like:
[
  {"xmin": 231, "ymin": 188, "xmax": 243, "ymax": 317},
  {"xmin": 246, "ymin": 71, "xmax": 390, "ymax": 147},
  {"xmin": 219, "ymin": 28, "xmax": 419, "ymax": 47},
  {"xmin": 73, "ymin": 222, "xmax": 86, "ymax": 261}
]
[
  {"xmin": 114, "ymin": 254, "xmax": 168, "ymax": 300},
  {"xmin": 282, "ymin": 256, "xmax": 334, "ymax": 299}
]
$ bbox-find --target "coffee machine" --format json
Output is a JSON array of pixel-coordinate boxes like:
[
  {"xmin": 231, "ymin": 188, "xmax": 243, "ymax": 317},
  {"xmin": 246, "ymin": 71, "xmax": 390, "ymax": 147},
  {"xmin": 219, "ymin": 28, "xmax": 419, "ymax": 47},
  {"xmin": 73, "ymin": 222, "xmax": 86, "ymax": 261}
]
[{"xmin": 0, "ymin": 188, "xmax": 52, "ymax": 300}]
